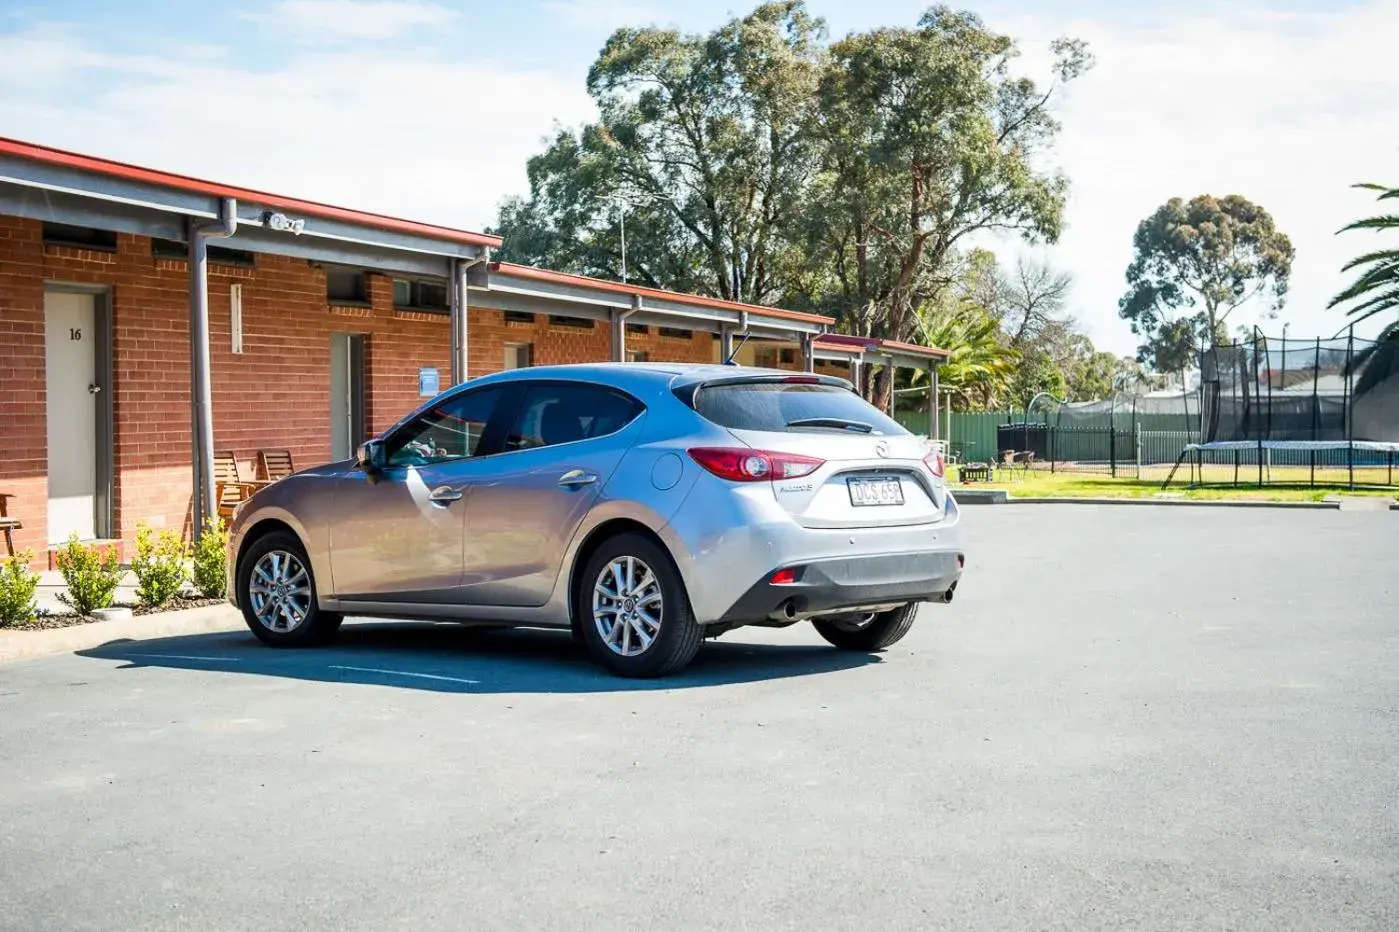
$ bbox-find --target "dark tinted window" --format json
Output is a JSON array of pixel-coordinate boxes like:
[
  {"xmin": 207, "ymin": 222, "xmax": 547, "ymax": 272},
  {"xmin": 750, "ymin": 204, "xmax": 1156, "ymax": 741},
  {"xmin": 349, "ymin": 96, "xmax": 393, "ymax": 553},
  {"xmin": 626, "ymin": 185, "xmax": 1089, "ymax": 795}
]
[
  {"xmin": 393, "ymin": 279, "xmax": 448, "ymax": 311},
  {"xmin": 505, "ymin": 384, "xmax": 642, "ymax": 451},
  {"xmin": 548, "ymin": 314, "xmax": 594, "ymax": 329},
  {"xmin": 151, "ymin": 237, "xmax": 256, "ymax": 266},
  {"xmin": 386, "ymin": 387, "xmax": 508, "ymax": 466},
  {"xmin": 326, "ymin": 269, "xmax": 367, "ymax": 304},
  {"xmin": 44, "ymin": 223, "xmax": 117, "ymax": 250},
  {"xmin": 694, "ymin": 381, "xmax": 907, "ymax": 436}
]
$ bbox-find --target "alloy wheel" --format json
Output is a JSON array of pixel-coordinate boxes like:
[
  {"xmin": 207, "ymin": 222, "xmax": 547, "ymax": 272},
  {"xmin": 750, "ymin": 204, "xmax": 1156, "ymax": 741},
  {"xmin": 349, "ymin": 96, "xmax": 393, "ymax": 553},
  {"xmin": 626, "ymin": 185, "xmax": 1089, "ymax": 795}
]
[
  {"xmin": 249, "ymin": 550, "xmax": 312, "ymax": 633},
  {"xmin": 592, "ymin": 555, "xmax": 664, "ymax": 657}
]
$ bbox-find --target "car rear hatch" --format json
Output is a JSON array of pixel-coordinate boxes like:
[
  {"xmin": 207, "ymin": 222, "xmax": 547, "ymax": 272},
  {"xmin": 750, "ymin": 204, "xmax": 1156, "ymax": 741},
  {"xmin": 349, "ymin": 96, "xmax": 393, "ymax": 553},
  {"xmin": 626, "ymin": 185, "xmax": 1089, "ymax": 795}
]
[{"xmin": 678, "ymin": 372, "xmax": 946, "ymax": 529}]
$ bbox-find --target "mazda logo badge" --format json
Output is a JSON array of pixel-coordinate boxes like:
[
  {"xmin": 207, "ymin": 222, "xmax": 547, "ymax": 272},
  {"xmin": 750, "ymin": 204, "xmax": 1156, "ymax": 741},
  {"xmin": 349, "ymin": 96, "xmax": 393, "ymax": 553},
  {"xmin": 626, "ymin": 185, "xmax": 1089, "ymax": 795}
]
[{"xmin": 875, "ymin": 441, "xmax": 890, "ymax": 458}]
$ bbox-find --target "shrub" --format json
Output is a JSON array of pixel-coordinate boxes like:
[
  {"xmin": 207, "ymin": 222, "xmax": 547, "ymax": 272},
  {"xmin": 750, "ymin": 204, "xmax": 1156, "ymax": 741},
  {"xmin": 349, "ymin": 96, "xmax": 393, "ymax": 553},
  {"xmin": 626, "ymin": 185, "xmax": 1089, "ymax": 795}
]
[
  {"xmin": 132, "ymin": 522, "xmax": 188, "ymax": 608},
  {"xmin": 55, "ymin": 533, "xmax": 121, "ymax": 616},
  {"xmin": 192, "ymin": 516, "xmax": 229, "ymax": 599},
  {"xmin": 0, "ymin": 549, "xmax": 39, "ymax": 627}
]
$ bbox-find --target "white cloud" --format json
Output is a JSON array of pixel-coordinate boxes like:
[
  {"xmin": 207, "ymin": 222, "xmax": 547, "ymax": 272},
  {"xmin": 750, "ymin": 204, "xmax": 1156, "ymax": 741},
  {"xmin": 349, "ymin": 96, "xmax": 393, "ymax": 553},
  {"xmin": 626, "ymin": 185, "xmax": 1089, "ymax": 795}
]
[
  {"xmin": 241, "ymin": 0, "xmax": 459, "ymax": 41},
  {"xmin": 541, "ymin": 0, "xmax": 661, "ymax": 34},
  {"xmin": 981, "ymin": 0, "xmax": 1399, "ymax": 355},
  {"xmin": 0, "ymin": 24, "xmax": 596, "ymax": 230}
]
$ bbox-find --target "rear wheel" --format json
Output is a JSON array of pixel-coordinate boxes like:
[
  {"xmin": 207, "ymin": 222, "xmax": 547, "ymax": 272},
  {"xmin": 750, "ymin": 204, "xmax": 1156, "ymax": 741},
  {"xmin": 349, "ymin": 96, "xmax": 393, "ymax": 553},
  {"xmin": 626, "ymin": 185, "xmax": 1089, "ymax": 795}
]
[
  {"xmin": 577, "ymin": 533, "xmax": 701, "ymax": 678},
  {"xmin": 238, "ymin": 531, "xmax": 341, "ymax": 647},
  {"xmin": 813, "ymin": 603, "xmax": 918, "ymax": 652}
]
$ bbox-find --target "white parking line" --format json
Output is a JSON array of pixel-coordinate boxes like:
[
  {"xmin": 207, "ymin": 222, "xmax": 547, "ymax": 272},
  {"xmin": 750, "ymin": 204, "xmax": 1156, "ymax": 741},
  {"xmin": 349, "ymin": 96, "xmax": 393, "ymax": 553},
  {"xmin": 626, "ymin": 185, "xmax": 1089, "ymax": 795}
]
[
  {"xmin": 330, "ymin": 665, "xmax": 480, "ymax": 685},
  {"xmin": 119, "ymin": 653, "xmax": 241, "ymax": 663}
]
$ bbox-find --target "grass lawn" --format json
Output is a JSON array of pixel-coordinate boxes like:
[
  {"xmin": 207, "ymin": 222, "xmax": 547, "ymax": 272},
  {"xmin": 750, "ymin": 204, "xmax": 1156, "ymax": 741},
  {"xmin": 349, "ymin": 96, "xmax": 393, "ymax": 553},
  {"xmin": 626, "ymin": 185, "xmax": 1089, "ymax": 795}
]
[{"xmin": 951, "ymin": 464, "xmax": 1399, "ymax": 503}]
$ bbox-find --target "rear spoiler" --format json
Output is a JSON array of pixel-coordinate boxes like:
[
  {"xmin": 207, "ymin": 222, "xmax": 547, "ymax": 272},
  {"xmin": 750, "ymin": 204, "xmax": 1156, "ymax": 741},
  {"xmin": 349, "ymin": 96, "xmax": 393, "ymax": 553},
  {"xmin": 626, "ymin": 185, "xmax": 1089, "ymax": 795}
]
[{"xmin": 670, "ymin": 369, "xmax": 855, "ymax": 409}]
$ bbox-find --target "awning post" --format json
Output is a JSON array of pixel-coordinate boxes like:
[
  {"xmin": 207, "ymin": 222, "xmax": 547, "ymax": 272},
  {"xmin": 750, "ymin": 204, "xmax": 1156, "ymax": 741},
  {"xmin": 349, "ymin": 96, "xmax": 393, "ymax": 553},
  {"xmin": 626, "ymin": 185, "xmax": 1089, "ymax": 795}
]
[
  {"xmin": 188, "ymin": 197, "xmax": 236, "ymax": 540},
  {"xmin": 450, "ymin": 258, "xmax": 470, "ymax": 385},
  {"xmin": 801, "ymin": 333, "xmax": 815, "ymax": 373},
  {"xmin": 720, "ymin": 325, "xmax": 735, "ymax": 363},
  {"xmin": 928, "ymin": 361, "xmax": 939, "ymax": 441}
]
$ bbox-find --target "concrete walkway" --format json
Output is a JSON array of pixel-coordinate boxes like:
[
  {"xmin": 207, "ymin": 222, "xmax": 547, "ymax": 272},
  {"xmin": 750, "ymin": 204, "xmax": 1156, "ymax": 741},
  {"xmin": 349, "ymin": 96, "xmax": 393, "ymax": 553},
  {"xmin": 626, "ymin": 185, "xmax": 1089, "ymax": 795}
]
[{"xmin": 0, "ymin": 601, "xmax": 242, "ymax": 664}]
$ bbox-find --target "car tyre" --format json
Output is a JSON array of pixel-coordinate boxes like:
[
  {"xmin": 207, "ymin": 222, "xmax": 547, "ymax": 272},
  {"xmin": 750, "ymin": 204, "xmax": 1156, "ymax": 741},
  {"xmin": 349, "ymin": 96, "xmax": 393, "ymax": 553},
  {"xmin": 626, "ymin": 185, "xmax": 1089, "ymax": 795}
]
[
  {"xmin": 813, "ymin": 603, "xmax": 918, "ymax": 652},
  {"xmin": 577, "ymin": 533, "xmax": 701, "ymax": 678},
  {"xmin": 238, "ymin": 531, "xmax": 341, "ymax": 647}
]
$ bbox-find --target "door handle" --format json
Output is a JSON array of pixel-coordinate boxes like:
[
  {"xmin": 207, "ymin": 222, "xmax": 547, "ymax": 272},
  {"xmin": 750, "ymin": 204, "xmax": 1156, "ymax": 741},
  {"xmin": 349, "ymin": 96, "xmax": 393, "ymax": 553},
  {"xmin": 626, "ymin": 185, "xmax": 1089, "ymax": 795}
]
[
  {"xmin": 88, "ymin": 384, "xmax": 101, "ymax": 394},
  {"xmin": 428, "ymin": 485, "xmax": 464, "ymax": 504},
  {"xmin": 557, "ymin": 469, "xmax": 598, "ymax": 488}
]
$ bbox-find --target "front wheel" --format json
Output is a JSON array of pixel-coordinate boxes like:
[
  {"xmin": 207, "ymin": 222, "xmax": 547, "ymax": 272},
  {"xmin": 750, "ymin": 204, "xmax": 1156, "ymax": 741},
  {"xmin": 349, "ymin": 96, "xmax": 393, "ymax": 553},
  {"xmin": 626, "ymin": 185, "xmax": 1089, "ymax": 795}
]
[
  {"xmin": 813, "ymin": 603, "xmax": 918, "ymax": 652},
  {"xmin": 238, "ymin": 531, "xmax": 341, "ymax": 647},
  {"xmin": 577, "ymin": 533, "xmax": 702, "ymax": 678}
]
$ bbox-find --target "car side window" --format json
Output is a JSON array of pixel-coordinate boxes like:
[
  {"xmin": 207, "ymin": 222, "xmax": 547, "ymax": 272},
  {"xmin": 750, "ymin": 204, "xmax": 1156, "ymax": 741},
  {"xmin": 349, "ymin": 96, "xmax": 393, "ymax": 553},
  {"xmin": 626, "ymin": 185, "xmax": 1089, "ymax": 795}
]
[
  {"xmin": 385, "ymin": 386, "xmax": 508, "ymax": 467},
  {"xmin": 503, "ymin": 384, "xmax": 642, "ymax": 452}
]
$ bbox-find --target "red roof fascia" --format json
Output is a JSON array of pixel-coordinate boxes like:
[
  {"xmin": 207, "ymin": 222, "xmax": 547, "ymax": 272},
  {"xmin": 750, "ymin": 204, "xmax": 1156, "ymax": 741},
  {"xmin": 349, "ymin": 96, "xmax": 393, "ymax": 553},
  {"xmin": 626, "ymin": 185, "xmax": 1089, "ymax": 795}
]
[
  {"xmin": 0, "ymin": 136, "xmax": 502, "ymax": 250},
  {"xmin": 814, "ymin": 333, "xmax": 948, "ymax": 360},
  {"xmin": 490, "ymin": 262, "xmax": 832, "ymax": 326},
  {"xmin": 879, "ymin": 337, "xmax": 949, "ymax": 359}
]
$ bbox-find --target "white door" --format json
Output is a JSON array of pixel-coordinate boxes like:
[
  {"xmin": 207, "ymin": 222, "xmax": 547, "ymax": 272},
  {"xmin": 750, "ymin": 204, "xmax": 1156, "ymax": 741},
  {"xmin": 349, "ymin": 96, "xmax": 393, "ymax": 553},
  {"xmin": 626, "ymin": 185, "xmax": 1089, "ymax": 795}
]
[{"xmin": 45, "ymin": 292, "xmax": 99, "ymax": 543}]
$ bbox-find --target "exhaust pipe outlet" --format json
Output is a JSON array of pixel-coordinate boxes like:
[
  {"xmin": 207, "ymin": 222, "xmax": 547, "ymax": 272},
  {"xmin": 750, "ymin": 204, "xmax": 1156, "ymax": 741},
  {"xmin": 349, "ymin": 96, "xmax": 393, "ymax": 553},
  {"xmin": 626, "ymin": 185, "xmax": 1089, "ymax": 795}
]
[
  {"xmin": 938, "ymin": 582, "xmax": 958, "ymax": 604},
  {"xmin": 766, "ymin": 600, "xmax": 799, "ymax": 623}
]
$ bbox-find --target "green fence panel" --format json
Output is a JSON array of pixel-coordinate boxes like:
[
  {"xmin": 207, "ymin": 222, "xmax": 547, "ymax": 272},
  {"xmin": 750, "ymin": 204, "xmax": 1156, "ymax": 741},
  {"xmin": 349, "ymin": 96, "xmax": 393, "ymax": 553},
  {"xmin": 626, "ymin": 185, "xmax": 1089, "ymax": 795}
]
[{"xmin": 893, "ymin": 410, "xmax": 1005, "ymax": 463}]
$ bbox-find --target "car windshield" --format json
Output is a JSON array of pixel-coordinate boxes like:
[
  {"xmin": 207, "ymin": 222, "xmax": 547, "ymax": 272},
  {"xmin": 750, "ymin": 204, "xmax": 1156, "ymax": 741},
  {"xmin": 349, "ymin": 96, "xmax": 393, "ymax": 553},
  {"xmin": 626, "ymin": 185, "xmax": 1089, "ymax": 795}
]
[{"xmin": 693, "ymin": 381, "xmax": 909, "ymax": 436}]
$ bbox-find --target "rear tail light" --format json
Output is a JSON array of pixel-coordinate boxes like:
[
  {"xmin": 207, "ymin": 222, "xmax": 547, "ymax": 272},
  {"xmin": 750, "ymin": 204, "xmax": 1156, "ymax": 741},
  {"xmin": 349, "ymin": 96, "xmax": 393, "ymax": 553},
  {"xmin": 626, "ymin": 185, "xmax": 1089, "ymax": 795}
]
[
  {"xmin": 688, "ymin": 447, "xmax": 825, "ymax": 482},
  {"xmin": 924, "ymin": 450, "xmax": 946, "ymax": 479},
  {"xmin": 770, "ymin": 567, "xmax": 798, "ymax": 585}
]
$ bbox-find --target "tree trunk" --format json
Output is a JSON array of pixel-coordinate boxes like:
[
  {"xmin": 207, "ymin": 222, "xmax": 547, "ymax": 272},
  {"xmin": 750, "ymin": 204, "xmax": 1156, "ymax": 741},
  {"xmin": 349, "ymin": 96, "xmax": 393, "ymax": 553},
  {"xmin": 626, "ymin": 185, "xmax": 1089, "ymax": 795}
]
[{"xmin": 869, "ymin": 365, "xmax": 893, "ymax": 412}]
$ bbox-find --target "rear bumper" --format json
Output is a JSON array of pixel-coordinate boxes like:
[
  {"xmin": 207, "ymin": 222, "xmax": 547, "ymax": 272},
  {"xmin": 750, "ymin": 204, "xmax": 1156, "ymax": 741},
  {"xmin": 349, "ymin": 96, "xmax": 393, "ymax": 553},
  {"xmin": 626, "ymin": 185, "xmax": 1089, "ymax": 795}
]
[
  {"xmin": 719, "ymin": 550, "xmax": 963, "ymax": 623},
  {"xmin": 662, "ymin": 477, "xmax": 966, "ymax": 624}
]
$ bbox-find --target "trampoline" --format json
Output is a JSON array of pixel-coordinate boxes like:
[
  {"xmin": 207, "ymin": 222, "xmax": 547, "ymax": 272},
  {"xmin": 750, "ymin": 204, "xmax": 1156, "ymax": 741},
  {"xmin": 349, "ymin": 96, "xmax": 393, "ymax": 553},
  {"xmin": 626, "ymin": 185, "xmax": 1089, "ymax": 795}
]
[
  {"xmin": 1161, "ymin": 330, "xmax": 1399, "ymax": 490},
  {"xmin": 1163, "ymin": 440, "xmax": 1399, "ymax": 489}
]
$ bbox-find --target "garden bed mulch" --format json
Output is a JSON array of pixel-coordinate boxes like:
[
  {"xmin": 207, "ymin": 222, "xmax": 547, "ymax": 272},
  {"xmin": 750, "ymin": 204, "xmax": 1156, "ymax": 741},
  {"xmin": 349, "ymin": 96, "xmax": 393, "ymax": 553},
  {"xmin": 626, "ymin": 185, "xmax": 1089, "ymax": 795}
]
[{"xmin": 7, "ymin": 596, "xmax": 226, "ymax": 630}]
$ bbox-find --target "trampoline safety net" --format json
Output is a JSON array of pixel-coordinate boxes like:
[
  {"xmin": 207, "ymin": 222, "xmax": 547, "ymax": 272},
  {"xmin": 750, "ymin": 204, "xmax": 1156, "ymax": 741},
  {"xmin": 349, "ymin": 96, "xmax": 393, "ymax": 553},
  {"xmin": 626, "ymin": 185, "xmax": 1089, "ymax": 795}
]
[{"xmin": 1200, "ymin": 331, "xmax": 1399, "ymax": 444}]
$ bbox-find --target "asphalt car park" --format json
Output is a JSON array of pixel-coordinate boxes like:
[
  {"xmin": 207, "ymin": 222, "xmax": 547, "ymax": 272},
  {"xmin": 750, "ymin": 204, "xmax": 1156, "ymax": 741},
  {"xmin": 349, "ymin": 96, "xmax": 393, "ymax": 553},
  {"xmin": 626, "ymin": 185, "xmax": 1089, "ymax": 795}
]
[{"xmin": 1, "ymin": 505, "xmax": 1395, "ymax": 932}]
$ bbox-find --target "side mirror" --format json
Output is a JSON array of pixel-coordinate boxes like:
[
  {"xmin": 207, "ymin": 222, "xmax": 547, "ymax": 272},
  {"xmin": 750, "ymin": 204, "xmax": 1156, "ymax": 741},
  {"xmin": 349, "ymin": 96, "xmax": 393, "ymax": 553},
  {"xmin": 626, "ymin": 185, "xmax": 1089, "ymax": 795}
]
[{"xmin": 356, "ymin": 440, "xmax": 386, "ymax": 473}]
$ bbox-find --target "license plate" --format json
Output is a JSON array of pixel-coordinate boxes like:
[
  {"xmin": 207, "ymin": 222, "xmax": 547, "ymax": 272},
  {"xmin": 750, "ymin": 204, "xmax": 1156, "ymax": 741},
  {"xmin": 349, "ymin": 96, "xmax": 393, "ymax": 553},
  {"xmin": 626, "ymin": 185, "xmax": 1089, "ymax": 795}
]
[{"xmin": 847, "ymin": 477, "xmax": 904, "ymax": 507}]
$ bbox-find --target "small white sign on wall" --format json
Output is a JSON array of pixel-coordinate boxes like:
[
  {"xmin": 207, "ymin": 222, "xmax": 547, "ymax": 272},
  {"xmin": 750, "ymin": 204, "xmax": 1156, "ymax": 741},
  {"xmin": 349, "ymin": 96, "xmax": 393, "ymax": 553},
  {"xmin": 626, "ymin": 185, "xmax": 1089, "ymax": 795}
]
[{"xmin": 230, "ymin": 283, "xmax": 244, "ymax": 354}]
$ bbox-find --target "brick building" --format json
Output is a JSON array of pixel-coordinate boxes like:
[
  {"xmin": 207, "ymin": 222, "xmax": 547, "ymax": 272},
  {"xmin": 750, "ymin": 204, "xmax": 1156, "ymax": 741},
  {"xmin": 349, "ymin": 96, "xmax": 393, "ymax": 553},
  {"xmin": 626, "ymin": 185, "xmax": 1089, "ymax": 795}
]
[{"xmin": 0, "ymin": 137, "xmax": 944, "ymax": 568}]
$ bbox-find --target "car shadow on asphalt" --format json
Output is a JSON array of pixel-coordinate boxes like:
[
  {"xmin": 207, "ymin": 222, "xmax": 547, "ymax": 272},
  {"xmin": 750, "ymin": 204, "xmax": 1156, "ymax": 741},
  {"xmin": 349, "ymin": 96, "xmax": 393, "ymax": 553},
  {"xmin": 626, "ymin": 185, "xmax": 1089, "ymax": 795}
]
[{"xmin": 75, "ymin": 621, "xmax": 882, "ymax": 693}]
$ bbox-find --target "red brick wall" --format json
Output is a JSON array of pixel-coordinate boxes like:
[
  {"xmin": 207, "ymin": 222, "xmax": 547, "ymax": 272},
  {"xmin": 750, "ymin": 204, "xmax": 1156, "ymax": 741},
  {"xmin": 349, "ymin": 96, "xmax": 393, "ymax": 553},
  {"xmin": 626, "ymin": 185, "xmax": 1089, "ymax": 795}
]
[
  {"xmin": 0, "ymin": 217, "xmax": 47, "ymax": 566},
  {"xmin": 0, "ymin": 214, "xmax": 724, "ymax": 566}
]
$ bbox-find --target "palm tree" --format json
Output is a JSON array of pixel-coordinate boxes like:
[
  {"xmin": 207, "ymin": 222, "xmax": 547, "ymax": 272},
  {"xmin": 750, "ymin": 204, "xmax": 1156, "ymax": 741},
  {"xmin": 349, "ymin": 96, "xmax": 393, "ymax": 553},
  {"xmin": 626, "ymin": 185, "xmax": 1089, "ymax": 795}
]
[
  {"xmin": 1328, "ymin": 183, "xmax": 1399, "ymax": 326},
  {"xmin": 907, "ymin": 299, "xmax": 1018, "ymax": 410}
]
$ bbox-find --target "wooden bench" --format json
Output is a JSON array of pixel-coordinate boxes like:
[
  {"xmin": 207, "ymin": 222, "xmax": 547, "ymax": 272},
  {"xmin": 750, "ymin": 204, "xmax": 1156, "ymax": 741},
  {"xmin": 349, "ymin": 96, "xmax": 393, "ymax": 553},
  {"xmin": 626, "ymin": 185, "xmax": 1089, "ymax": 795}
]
[
  {"xmin": 959, "ymin": 462, "xmax": 993, "ymax": 483},
  {"xmin": 256, "ymin": 449, "xmax": 296, "ymax": 483},
  {"xmin": 0, "ymin": 491, "xmax": 20, "ymax": 558},
  {"xmin": 213, "ymin": 451, "xmax": 263, "ymax": 521}
]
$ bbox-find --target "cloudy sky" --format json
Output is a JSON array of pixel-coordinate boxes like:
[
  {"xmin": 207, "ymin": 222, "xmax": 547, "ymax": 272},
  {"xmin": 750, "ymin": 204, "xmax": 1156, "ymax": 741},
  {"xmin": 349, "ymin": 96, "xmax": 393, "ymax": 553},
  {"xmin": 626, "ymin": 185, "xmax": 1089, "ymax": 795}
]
[{"xmin": 2, "ymin": 0, "xmax": 1396, "ymax": 354}]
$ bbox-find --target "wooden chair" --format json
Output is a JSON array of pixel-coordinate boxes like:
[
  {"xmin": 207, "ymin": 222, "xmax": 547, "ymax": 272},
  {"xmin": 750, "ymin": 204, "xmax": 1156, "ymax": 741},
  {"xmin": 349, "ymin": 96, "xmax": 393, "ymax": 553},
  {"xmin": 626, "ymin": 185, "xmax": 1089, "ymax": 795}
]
[
  {"xmin": 997, "ymin": 449, "xmax": 1035, "ymax": 480},
  {"xmin": 0, "ymin": 492, "xmax": 21, "ymax": 558},
  {"xmin": 256, "ymin": 449, "xmax": 296, "ymax": 483},
  {"xmin": 213, "ymin": 451, "xmax": 261, "ymax": 520}
]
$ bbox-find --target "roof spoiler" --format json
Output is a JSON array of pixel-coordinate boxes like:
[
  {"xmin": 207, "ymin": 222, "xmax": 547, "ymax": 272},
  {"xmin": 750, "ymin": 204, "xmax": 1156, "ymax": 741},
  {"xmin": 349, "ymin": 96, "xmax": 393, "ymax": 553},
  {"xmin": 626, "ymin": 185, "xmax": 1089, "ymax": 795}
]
[{"xmin": 670, "ymin": 370, "xmax": 854, "ymax": 408}]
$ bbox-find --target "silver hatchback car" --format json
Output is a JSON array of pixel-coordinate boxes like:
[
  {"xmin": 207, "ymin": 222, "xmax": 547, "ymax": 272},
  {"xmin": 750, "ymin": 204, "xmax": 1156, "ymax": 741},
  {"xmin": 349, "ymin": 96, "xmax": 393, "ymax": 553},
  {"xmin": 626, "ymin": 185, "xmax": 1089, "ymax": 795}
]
[{"xmin": 227, "ymin": 363, "xmax": 965, "ymax": 677}]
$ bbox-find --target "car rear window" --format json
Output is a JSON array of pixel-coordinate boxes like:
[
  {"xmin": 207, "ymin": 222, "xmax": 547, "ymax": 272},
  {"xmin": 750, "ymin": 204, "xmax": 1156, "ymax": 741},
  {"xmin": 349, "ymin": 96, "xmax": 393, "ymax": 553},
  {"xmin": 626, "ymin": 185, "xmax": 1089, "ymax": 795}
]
[{"xmin": 693, "ymin": 381, "xmax": 909, "ymax": 435}]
